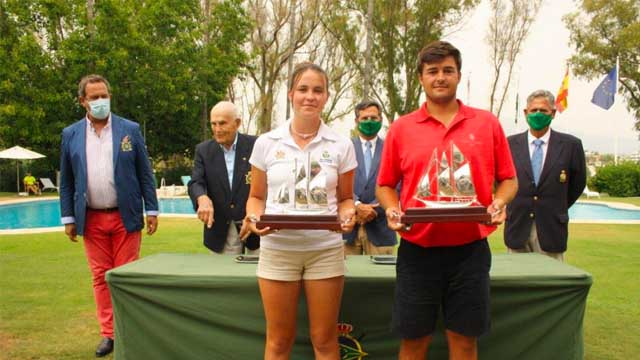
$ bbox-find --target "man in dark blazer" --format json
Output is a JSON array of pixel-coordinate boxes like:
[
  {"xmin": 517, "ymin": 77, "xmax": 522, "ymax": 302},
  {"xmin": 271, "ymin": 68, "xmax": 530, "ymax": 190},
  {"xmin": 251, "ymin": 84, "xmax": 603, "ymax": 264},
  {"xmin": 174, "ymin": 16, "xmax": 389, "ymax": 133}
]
[
  {"xmin": 505, "ymin": 89, "xmax": 586, "ymax": 261},
  {"xmin": 343, "ymin": 100, "xmax": 397, "ymax": 255},
  {"xmin": 60, "ymin": 74, "xmax": 159, "ymax": 357},
  {"xmin": 188, "ymin": 101, "xmax": 259, "ymax": 254}
]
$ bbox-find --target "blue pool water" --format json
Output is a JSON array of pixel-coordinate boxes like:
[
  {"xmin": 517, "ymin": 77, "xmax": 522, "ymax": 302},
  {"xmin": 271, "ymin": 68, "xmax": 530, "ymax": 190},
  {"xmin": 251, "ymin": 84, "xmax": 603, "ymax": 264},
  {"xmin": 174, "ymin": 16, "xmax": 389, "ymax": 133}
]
[
  {"xmin": 0, "ymin": 199, "xmax": 195, "ymax": 230},
  {"xmin": 1, "ymin": 199, "xmax": 639, "ymax": 230}
]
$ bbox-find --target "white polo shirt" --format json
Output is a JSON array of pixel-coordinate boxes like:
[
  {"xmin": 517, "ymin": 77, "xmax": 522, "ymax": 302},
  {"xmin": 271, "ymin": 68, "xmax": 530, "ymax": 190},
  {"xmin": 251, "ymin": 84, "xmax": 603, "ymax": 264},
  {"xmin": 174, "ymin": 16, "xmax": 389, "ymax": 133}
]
[{"xmin": 250, "ymin": 120, "xmax": 357, "ymax": 251}]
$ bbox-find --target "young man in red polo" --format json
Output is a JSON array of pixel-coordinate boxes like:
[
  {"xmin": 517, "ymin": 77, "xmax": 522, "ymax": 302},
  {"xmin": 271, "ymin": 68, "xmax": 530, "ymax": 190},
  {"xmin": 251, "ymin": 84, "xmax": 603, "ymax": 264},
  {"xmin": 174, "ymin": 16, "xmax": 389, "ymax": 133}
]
[{"xmin": 376, "ymin": 41, "xmax": 518, "ymax": 359}]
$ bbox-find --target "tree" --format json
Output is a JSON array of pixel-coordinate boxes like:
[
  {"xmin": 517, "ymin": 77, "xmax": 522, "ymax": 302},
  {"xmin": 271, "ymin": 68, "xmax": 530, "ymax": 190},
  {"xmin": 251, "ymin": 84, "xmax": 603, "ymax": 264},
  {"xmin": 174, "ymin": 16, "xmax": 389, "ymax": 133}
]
[
  {"xmin": 234, "ymin": 0, "xmax": 479, "ymax": 134},
  {"xmin": 590, "ymin": 162, "xmax": 640, "ymax": 196},
  {"xmin": 71, "ymin": 0, "xmax": 249, "ymax": 158},
  {"xmin": 485, "ymin": 0, "xmax": 542, "ymax": 118},
  {"xmin": 565, "ymin": 0, "xmax": 640, "ymax": 134},
  {"xmin": 244, "ymin": 0, "xmax": 324, "ymax": 134},
  {"xmin": 355, "ymin": 0, "xmax": 478, "ymax": 122},
  {"xmin": 0, "ymin": 0, "xmax": 78, "ymax": 169},
  {"xmin": 198, "ymin": 0, "xmax": 250, "ymax": 141},
  {"xmin": 310, "ymin": 4, "xmax": 360, "ymax": 124},
  {"xmin": 0, "ymin": 0, "xmax": 249, "ymax": 170}
]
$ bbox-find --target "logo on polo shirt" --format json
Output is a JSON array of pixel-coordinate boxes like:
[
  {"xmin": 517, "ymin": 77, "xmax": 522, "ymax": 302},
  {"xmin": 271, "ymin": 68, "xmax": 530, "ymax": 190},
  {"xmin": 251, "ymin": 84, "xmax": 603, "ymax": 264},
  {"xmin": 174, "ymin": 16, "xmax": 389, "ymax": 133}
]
[
  {"xmin": 275, "ymin": 150, "xmax": 285, "ymax": 160},
  {"xmin": 319, "ymin": 150, "xmax": 333, "ymax": 165}
]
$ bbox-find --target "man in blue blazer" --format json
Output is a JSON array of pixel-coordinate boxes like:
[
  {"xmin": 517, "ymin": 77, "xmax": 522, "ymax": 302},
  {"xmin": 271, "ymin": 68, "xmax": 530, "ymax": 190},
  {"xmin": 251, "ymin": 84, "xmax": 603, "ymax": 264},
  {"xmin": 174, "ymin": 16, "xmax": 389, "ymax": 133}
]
[
  {"xmin": 504, "ymin": 90, "xmax": 586, "ymax": 261},
  {"xmin": 59, "ymin": 74, "xmax": 159, "ymax": 357},
  {"xmin": 343, "ymin": 100, "xmax": 397, "ymax": 255}
]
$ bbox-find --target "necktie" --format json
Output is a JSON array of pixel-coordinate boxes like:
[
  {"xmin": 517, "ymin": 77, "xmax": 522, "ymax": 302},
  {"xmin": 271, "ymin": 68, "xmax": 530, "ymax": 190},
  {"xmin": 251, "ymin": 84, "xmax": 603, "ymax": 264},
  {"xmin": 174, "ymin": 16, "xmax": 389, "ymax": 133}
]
[
  {"xmin": 531, "ymin": 139, "xmax": 544, "ymax": 186},
  {"xmin": 364, "ymin": 141, "xmax": 373, "ymax": 178}
]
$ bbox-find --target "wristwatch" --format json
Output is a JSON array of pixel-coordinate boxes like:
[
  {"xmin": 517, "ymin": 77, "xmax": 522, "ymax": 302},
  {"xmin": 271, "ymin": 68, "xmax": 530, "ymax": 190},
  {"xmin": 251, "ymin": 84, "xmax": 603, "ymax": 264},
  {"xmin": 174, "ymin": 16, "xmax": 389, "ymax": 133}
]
[
  {"xmin": 245, "ymin": 214, "xmax": 259, "ymax": 223},
  {"xmin": 354, "ymin": 200, "xmax": 362, "ymax": 207}
]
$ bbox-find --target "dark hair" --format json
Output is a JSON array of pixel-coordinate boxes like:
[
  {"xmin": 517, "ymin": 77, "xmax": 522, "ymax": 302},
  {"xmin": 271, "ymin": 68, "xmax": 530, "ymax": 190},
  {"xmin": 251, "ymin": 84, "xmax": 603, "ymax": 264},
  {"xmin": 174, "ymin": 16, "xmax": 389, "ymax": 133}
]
[
  {"xmin": 288, "ymin": 62, "xmax": 329, "ymax": 92},
  {"xmin": 78, "ymin": 74, "xmax": 111, "ymax": 98},
  {"xmin": 354, "ymin": 100, "xmax": 382, "ymax": 118},
  {"xmin": 416, "ymin": 41, "xmax": 462, "ymax": 75}
]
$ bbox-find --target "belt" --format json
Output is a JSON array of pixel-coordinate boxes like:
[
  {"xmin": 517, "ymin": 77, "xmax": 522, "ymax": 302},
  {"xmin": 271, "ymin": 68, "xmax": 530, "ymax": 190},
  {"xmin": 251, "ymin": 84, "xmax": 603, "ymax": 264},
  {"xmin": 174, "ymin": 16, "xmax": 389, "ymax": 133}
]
[{"xmin": 88, "ymin": 207, "xmax": 119, "ymax": 213}]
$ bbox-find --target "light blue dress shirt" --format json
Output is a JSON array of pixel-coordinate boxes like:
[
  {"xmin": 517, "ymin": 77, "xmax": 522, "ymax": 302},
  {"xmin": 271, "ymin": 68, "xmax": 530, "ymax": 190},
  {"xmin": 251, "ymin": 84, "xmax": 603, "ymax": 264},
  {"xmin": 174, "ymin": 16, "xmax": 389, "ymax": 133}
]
[{"xmin": 220, "ymin": 133, "xmax": 239, "ymax": 190}]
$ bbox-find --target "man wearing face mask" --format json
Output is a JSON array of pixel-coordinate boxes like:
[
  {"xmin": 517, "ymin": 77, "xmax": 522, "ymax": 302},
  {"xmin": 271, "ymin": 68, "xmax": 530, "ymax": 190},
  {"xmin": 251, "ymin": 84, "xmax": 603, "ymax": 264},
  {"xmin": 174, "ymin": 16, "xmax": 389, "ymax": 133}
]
[
  {"xmin": 59, "ymin": 74, "xmax": 159, "ymax": 357},
  {"xmin": 343, "ymin": 100, "xmax": 397, "ymax": 255},
  {"xmin": 504, "ymin": 89, "xmax": 586, "ymax": 261}
]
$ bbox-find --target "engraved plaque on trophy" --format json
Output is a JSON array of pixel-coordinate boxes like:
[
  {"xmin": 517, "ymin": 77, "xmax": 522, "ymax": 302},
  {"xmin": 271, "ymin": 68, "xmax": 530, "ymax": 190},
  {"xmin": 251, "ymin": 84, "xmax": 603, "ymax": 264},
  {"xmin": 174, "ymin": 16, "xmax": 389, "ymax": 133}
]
[
  {"xmin": 401, "ymin": 142, "xmax": 491, "ymax": 225},
  {"xmin": 257, "ymin": 153, "xmax": 341, "ymax": 230}
]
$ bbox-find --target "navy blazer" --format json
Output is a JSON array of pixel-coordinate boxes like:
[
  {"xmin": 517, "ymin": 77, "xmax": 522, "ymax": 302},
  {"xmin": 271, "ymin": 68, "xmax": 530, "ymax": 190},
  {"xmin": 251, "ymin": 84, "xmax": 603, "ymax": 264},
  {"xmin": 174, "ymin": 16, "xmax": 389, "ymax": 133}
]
[
  {"xmin": 188, "ymin": 133, "xmax": 259, "ymax": 253},
  {"xmin": 504, "ymin": 129, "xmax": 586, "ymax": 253},
  {"xmin": 59, "ymin": 114, "xmax": 159, "ymax": 236},
  {"xmin": 343, "ymin": 137, "xmax": 397, "ymax": 247}
]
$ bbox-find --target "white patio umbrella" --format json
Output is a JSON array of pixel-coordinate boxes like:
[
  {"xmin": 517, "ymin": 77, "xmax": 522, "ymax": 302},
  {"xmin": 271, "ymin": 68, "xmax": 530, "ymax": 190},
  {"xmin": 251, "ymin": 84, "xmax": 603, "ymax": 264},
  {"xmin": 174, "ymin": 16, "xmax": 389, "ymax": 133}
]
[{"xmin": 0, "ymin": 145, "xmax": 46, "ymax": 194}]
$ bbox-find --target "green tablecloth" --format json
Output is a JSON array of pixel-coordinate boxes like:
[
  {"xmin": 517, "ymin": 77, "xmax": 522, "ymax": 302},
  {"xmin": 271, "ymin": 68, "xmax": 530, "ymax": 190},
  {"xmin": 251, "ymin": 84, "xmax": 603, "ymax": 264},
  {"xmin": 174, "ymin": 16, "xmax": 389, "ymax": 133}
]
[{"xmin": 107, "ymin": 253, "xmax": 592, "ymax": 359}]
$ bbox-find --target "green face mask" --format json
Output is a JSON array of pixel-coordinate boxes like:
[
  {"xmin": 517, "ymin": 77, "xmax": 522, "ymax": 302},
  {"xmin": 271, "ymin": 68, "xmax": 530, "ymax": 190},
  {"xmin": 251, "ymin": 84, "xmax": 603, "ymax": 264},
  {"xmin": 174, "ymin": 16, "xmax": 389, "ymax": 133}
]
[
  {"xmin": 526, "ymin": 112, "xmax": 553, "ymax": 131},
  {"xmin": 358, "ymin": 118, "xmax": 382, "ymax": 137}
]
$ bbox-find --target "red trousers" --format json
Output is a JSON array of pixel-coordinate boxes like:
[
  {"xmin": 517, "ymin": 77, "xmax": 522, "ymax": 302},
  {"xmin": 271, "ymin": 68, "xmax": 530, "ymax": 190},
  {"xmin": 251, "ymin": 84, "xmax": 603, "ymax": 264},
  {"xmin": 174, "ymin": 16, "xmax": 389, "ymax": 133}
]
[{"xmin": 83, "ymin": 209, "xmax": 141, "ymax": 338}]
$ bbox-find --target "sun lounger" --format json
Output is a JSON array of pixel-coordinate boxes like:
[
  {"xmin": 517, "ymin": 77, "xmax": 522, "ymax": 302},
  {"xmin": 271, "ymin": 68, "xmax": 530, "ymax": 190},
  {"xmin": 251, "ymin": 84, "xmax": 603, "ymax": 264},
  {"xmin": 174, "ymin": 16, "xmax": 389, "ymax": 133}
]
[
  {"xmin": 40, "ymin": 178, "xmax": 58, "ymax": 192},
  {"xmin": 583, "ymin": 186, "xmax": 600, "ymax": 199}
]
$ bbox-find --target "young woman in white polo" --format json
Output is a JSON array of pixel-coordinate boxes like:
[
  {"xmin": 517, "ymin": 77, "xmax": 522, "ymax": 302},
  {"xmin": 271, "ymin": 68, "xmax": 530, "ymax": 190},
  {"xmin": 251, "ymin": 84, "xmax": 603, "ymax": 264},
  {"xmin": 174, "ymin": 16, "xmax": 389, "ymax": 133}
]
[{"xmin": 240, "ymin": 62, "xmax": 357, "ymax": 359}]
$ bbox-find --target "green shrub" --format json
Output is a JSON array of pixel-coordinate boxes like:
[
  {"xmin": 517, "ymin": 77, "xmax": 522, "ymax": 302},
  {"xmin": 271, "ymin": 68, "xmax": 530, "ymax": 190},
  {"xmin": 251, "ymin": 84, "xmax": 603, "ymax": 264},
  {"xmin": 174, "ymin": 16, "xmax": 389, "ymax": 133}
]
[
  {"xmin": 154, "ymin": 153, "xmax": 193, "ymax": 187},
  {"xmin": 0, "ymin": 159, "xmax": 57, "ymax": 192},
  {"xmin": 591, "ymin": 162, "xmax": 640, "ymax": 197}
]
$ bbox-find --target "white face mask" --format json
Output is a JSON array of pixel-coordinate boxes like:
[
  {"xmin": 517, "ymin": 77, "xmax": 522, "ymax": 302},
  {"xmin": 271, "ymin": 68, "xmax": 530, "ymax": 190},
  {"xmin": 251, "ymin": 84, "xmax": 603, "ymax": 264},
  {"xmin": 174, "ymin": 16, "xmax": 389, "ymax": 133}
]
[{"xmin": 88, "ymin": 98, "xmax": 110, "ymax": 120}]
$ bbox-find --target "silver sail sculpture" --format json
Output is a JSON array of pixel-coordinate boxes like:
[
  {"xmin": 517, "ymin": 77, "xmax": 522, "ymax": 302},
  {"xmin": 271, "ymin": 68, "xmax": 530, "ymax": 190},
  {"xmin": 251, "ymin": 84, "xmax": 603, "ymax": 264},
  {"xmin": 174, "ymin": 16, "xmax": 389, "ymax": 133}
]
[
  {"xmin": 280, "ymin": 154, "xmax": 327, "ymax": 214},
  {"xmin": 414, "ymin": 142, "xmax": 477, "ymax": 208}
]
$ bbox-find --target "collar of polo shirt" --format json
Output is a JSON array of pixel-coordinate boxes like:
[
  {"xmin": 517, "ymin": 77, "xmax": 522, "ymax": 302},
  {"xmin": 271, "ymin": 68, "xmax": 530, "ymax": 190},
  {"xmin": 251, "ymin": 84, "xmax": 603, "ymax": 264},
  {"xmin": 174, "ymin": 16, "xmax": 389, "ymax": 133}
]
[{"xmin": 268, "ymin": 119, "xmax": 340, "ymax": 144}]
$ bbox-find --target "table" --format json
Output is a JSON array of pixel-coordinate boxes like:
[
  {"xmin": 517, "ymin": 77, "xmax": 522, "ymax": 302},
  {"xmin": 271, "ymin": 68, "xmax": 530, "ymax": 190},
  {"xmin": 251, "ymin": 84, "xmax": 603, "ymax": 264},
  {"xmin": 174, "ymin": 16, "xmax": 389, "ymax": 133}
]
[{"xmin": 107, "ymin": 253, "xmax": 592, "ymax": 359}]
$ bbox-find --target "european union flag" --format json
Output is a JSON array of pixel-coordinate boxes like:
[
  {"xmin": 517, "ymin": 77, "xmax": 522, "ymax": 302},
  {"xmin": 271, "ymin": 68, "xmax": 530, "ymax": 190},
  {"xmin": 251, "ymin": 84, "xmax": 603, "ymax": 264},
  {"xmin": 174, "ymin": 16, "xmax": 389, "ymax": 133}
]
[{"xmin": 591, "ymin": 66, "xmax": 617, "ymax": 110}]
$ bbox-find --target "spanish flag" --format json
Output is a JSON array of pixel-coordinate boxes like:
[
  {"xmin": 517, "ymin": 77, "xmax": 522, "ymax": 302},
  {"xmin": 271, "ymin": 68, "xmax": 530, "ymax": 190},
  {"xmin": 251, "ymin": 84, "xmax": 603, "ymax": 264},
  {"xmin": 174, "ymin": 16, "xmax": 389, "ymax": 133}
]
[{"xmin": 555, "ymin": 67, "xmax": 569, "ymax": 112}]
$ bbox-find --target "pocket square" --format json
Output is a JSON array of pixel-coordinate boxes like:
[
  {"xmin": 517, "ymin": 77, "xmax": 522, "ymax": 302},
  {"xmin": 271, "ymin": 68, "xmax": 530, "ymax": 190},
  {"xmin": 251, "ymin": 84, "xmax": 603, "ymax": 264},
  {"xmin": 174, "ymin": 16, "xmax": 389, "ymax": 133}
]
[{"xmin": 121, "ymin": 135, "xmax": 133, "ymax": 152}]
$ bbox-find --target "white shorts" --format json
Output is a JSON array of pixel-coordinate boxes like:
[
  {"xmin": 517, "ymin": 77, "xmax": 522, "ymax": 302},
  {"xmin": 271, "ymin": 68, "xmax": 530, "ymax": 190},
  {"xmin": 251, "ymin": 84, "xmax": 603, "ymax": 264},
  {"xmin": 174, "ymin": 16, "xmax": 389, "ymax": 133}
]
[{"xmin": 257, "ymin": 246, "xmax": 345, "ymax": 281}]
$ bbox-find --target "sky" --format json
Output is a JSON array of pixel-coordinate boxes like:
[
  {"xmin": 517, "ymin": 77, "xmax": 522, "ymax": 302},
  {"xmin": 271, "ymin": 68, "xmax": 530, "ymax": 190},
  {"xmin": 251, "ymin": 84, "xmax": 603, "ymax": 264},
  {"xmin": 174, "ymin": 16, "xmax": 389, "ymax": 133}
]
[{"xmin": 444, "ymin": 0, "xmax": 639, "ymax": 155}]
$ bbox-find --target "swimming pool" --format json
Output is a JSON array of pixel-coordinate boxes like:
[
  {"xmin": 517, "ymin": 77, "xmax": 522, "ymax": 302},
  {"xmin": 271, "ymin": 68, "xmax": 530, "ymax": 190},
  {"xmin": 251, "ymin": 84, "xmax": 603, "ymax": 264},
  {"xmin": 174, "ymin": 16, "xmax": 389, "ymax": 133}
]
[
  {"xmin": 0, "ymin": 199, "xmax": 196, "ymax": 230},
  {"xmin": 1, "ymin": 199, "xmax": 639, "ymax": 230}
]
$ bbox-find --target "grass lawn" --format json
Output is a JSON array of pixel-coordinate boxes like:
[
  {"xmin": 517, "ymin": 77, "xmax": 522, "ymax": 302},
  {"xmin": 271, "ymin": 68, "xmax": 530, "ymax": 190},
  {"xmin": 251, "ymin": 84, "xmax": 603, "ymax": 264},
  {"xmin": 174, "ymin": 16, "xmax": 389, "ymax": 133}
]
[{"xmin": 1, "ymin": 218, "xmax": 638, "ymax": 359}]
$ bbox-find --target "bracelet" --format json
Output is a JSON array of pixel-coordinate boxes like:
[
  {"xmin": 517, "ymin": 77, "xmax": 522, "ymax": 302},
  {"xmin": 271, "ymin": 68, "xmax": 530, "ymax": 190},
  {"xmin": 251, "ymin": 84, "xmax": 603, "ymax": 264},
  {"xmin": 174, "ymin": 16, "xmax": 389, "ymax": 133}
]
[{"xmin": 246, "ymin": 214, "xmax": 259, "ymax": 223}]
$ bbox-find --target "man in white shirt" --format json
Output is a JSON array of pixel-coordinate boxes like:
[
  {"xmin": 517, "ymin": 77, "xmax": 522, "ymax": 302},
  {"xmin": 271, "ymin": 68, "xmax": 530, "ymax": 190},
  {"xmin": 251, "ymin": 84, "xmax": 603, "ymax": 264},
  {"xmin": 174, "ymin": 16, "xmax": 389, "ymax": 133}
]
[{"xmin": 59, "ymin": 74, "xmax": 159, "ymax": 357}]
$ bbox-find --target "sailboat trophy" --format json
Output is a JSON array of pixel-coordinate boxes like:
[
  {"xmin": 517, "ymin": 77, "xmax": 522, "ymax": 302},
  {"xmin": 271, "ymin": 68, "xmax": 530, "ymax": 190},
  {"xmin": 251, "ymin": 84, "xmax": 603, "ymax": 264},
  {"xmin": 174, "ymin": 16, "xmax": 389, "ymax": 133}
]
[
  {"xmin": 257, "ymin": 154, "xmax": 341, "ymax": 230},
  {"xmin": 401, "ymin": 142, "xmax": 491, "ymax": 225}
]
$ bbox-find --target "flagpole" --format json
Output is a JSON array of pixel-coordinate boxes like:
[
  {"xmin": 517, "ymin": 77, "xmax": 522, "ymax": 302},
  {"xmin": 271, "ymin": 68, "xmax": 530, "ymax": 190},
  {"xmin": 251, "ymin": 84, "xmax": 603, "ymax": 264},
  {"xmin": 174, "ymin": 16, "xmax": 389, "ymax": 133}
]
[
  {"xmin": 564, "ymin": 64, "xmax": 569, "ymax": 134},
  {"xmin": 514, "ymin": 73, "xmax": 520, "ymax": 128}
]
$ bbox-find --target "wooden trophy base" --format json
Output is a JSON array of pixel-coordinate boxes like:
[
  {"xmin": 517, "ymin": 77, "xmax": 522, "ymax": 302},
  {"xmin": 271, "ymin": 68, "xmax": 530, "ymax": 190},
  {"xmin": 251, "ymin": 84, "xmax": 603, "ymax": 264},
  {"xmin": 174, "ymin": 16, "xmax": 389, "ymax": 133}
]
[
  {"xmin": 256, "ymin": 214, "xmax": 341, "ymax": 231},
  {"xmin": 401, "ymin": 206, "xmax": 491, "ymax": 224}
]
